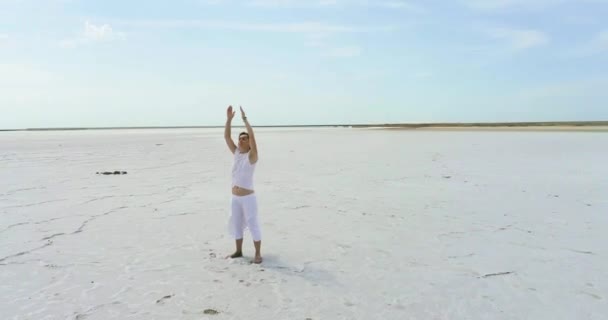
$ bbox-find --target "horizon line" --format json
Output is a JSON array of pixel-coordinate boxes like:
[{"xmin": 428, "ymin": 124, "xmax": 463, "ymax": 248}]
[{"xmin": 2, "ymin": 120, "xmax": 608, "ymax": 132}]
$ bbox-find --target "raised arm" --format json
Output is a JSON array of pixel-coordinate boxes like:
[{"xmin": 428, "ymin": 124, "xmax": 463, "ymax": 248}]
[
  {"xmin": 225, "ymin": 106, "xmax": 237, "ymax": 154},
  {"xmin": 240, "ymin": 106, "xmax": 258, "ymax": 164}
]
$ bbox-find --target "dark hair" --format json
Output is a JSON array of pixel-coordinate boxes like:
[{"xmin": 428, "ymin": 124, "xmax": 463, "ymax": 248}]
[{"xmin": 239, "ymin": 132, "xmax": 249, "ymax": 137}]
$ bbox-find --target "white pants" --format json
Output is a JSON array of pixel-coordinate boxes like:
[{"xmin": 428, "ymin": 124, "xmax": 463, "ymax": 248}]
[{"xmin": 228, "ymin": 193, "xmax": 262, "ymax": 241}]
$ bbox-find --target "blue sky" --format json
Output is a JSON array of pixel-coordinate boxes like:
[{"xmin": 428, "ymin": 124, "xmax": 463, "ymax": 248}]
[{"xmin": 1, "ymin": 0, "xmax": 607, "ymax": 128}]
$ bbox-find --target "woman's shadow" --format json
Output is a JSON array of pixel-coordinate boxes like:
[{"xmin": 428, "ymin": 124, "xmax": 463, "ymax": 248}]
[{"xmin": 255, "ymin": 254, "xmax": 340, "ymax": 288}]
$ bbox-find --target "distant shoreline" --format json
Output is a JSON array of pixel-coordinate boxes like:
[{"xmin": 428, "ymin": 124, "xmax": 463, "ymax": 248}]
[
  {"xmin": 376, "ymin": 126, "xmax": 608, "ymax": 132},
  {"xmin": 355, "ymin": 121, "xmax": 608, "ymax": 132},
  {"xmin": 1, "ymin": 121, "xmax": 607, "ymax": 132}
]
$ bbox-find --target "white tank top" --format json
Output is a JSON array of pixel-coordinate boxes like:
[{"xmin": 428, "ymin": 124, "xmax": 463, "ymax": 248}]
[{"xmin": 232, "ymin": 150, "xmax": 255, "ymax": 190}]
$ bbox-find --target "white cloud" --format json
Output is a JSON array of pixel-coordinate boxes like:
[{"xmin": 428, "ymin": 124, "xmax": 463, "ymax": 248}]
[
  {"xmin": 83, "ymin": 21, "xmax": 117, "ymax": 41},
  {"xmin": 60, "ymin": 21, "xmax": 125, "ymax": 48},
  {"xmin": 487, "ymin": 28, "xmax": 549, "ymax": 50},
  {"xmin": 117, "ymin": 19, "xmax": 365, "ymax": 34},
  {"xmin": 114, "ymin": 19, "xmax": 391, "ymax": 58},
  {"xmin": 117, "ymin": 18, "xmax": 390, "ymax": 49},
  {"xmin": 236, "ymin": 21, "xmax": 356, "ymax": 33}
]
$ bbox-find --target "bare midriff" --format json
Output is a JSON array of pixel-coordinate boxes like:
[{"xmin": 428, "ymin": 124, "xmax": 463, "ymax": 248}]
[{"xmin": 232, "ymin": 185, "xmax": 254, "ymax": 196}]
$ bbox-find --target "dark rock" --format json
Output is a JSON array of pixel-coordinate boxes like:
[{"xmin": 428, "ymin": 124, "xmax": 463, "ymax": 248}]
[
  {"xmin": 482, "ymin": 271, "xmax": 514, "ymax": 278},
  {"xmin": 96, "ymin": 171, "xmax": 128, "ymax": 175},
  {"xmin": 203, "ymin": 309, "xmax": 219, "ymax": 315},
  {"xmin": 156, "ymin": 294, "xmax": 174, "ymax": 304}
]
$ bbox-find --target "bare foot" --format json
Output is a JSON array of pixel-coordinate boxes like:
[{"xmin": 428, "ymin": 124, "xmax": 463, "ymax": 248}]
[
  {"xmin": 252, "ymin": 255, "xmax": 263, "ymax": 264},
  {"xmin": 226, "ymin": 251, "xmax": 243, "ymax": 259}
]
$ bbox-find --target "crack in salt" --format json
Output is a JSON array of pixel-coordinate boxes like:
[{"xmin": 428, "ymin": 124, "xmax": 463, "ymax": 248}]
[
  {"xmin": 0, "ymin": 242, "xmax": 53, "ymax": 263},
  {"xmin": 73, "ymin": 207, "xmax": 128, "ymax": 234},
  {"xmin": 0, "ymin": 206, "xmax": 128, "ymax": 264},
  {"xmin": 2, "ymin": 199, "xmax": 69, "ymax": 210}
]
